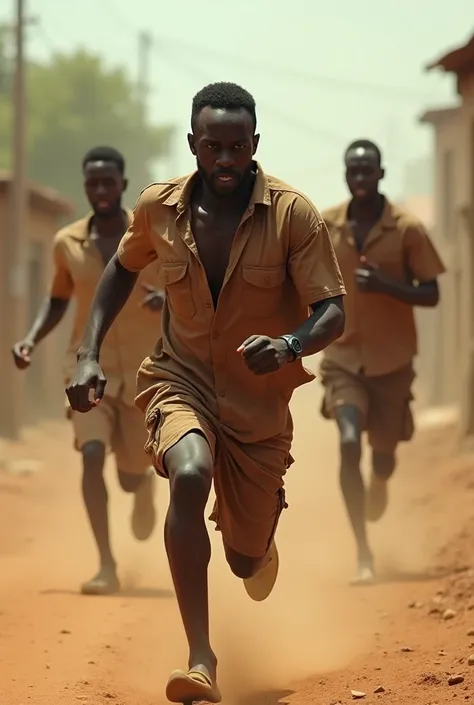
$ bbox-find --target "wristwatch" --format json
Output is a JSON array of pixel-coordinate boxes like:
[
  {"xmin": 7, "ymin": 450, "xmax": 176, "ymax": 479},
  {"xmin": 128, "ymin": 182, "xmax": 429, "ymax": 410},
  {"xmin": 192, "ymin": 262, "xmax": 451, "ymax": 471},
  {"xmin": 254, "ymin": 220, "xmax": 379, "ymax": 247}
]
[{"xmin": 278, "ymin": 334, "xmax": 303, "ymax": 362}]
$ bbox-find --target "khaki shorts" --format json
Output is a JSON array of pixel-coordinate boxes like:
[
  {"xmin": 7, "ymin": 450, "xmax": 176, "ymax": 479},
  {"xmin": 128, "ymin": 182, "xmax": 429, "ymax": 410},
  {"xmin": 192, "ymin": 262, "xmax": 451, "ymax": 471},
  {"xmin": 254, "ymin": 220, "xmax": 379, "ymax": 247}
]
[
  {"xmin": 319, "ymin": 359, "xmax": 415, "ymax": 453},
  {"xmin": 142, "ymin": 384, "xmax": 293, "ymax": 559},
  {"xmin": 67, "ymin": 395, "xmax": 150, "ymax": 475}
]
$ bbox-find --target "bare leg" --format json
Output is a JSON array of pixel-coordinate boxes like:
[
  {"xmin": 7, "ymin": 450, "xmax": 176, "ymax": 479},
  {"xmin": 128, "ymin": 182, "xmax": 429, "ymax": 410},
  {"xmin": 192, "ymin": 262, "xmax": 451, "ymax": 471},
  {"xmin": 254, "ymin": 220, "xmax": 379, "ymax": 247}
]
[
  {"xmin": 81, "ymin": 440, "xmax": 119, "ymax": 594},
  {"xmin": 366, "ymin": 450, "xmax": 396, "ymax": 523},
  {"xmin": 117, "ymin": 467, "xmax": 157, "ymax": 541},
  {"xmin": 334, "ymin": 405, "xmax": 373, "ymax": 582},
  {"xmin": 164, "ymin": 431, "xmax": 217, "ymax": 679}
]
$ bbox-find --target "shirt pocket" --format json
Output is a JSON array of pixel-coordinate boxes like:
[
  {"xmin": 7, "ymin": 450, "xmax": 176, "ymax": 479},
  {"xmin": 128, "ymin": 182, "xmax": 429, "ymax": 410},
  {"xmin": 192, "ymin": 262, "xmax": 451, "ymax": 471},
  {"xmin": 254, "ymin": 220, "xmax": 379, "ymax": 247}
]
[
  {"xmin": 241, "ymin": 265, "xmax": 286, "ymax": 319},
  {"xmin": 162, "ymin": 261, "xmax": 196, "ymax": 320}
]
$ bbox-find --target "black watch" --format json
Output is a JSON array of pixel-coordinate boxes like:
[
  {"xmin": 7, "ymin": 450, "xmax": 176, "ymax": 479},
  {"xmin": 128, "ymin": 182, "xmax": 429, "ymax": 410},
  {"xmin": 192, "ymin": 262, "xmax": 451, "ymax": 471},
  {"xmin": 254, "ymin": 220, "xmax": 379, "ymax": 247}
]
[{"xmin": 278, "ymin": 334, "xmax": 303, "ymax": 362}]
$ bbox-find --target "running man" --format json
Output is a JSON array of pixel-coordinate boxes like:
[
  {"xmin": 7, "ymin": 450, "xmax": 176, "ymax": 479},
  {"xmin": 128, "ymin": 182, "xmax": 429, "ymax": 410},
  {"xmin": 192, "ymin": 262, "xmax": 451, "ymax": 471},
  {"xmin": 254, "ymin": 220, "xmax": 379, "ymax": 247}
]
[
  {"xmin": 320, "ymin": 139, "xmax": 445, "ymax": 585},
  {"xmin": 66, "ymin": 83, "xmax": 345, "ymax": 702},
  {"xmin": 12, "ymin": 146, "xmax": 165, "ymax": 596}
]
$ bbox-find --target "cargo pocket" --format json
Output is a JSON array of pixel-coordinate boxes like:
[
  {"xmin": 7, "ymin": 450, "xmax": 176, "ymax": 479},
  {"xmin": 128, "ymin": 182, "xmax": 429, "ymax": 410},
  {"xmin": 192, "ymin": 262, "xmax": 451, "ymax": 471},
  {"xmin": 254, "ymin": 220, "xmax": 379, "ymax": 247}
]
[
  {"xmin": 241, "ymin": 265, "xmax": 286, "ymax": 319},
  {"xmin": 162, "ymin": 261, "xmax": 195, "ymax": 320},
  {"xmin": 144, "ymin": 407, "xmax": 164, "ymax": 473}
]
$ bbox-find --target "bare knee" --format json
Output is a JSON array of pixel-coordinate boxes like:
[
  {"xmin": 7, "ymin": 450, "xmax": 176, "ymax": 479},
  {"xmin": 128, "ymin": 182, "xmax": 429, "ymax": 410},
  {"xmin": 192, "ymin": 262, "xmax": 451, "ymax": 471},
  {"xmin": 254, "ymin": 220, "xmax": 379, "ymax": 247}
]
[
  {"xmin": 335, "ymin": 405, "xmax": 362, "ymax": 470},
  {"xmin": 372, "ymin": 450, "xmax": 396, "ymax": 480},
  {"xmin": 166, "ymin": 432, "xmax": 214, "ymax": 512},
  {"xmin": 171, "ymin": 464, "xmax": 213, "ymax": 511},
  {"xmin": 81, "ymin": 441, "xmax": 106, "ymax": 474}
]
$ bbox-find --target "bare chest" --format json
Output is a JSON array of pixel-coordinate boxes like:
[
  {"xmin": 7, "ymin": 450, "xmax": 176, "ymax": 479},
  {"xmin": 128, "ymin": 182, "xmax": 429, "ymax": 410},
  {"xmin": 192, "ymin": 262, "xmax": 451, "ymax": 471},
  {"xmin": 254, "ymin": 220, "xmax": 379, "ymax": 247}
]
[
  {"xmin": 191, "ymin": 207, "xmax": 243, "ymax": 305},
  {"xmin": 91, "ymin": 233, "xmax": 123, "ymax": 267}
]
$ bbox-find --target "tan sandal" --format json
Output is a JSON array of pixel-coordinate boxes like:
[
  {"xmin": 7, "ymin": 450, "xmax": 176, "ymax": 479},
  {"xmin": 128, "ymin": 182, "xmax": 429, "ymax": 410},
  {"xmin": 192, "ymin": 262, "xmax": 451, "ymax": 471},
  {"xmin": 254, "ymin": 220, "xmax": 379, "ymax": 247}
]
[
  {"xmin": 243, "ymin": 540, "xmax": 279, "ymax": 602},
  {"xmin": 165, "ymin": 668, "xmax": 222, "ymax": 703}
]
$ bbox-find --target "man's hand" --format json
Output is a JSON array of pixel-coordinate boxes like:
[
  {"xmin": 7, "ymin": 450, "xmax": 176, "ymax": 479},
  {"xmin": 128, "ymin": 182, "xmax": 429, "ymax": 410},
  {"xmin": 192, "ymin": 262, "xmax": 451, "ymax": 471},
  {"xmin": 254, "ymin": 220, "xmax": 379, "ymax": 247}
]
[
  {"xmin": 11, "ymin": 339, "xmax": 35, "ymax": 370},
  {"xmin": 355, "ymin": 256, "xmax": 391, "ymax": 294},
  {"xmin": 140, "ymin": 283, "xmax": 165, "ymax": 312},
  {"xmin": 237, "ymin": 335, "xmax": 293, "ymax": 375},
  {"xmin": 66, "ymin": 357, "xmax": 107, "ymax": 413}
]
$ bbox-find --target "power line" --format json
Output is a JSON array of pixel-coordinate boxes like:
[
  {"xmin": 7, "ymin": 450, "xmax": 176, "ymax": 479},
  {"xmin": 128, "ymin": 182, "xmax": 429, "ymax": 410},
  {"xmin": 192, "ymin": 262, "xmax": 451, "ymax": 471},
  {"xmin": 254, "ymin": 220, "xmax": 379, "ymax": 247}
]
[
  {"xmin": 150, "ymin": 45, "xmax": 347, "ymax": 146},
  {"xmin": 153, "ymin": 33, "xmax": 435, "ymax": 102}
]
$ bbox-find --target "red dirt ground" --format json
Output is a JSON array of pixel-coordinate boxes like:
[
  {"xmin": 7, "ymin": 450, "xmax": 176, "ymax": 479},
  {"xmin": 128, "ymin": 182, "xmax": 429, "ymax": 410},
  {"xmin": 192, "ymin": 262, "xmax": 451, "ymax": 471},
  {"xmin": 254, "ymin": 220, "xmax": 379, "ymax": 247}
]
[{"xmin": 1, "ymin": 373, "xmax": 473, "ymax": 705}]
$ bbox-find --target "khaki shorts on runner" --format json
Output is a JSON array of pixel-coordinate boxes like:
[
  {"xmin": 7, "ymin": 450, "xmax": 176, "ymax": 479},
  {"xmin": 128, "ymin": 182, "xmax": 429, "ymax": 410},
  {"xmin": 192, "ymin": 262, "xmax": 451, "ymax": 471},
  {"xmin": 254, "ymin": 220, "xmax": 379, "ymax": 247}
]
[
  {"xmin": 67, "ymin": 395, "xmax": 151, "ymax": 475},
  {"xmin": 319, "ymin": 359, "xmax": 415, "ymax": 453},
  {"xmin": 142, "ymin": 385, "xmax": 293, "ymax": 559}
]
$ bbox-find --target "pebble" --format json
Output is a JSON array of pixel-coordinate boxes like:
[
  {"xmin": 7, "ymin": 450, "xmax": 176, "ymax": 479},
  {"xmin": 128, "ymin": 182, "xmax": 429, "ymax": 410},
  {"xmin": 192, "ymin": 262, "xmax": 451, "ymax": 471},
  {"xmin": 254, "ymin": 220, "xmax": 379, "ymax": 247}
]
[
  {"xmin": 467, "ymin": 629, "xmax": 474, "ymax": 636},
  {"xmin": 448, "ymin": 675, "xmax": 465, "ymax": 686},
  {"xmin": 443, "ymin": 608, "xmax": 457, "ymax": 620},
  {"xmin": 401, "ymin": 646, "xmax": 414, "ymax": 652},
  {"xmin": 351, "ymin": 691, "xmax": 366, "ymax": 700},
  {"xmin": 374, "ymin": 686, "xmax": 385, "ymax": 693},
  {"xmin": 468, "ymin": 655, "xmax": 474, "ymax": 666}
]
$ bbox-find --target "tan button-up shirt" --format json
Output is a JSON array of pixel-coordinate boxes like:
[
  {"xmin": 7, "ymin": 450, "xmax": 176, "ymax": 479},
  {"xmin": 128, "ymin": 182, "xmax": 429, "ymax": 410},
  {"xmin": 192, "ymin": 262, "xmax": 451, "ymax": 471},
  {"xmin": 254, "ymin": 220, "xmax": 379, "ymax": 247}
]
[
  {"xmin": 321, "ymin": 198, "xmax": 446, "ymax": 377},
  {"xmin": 50, "ymin": 210, "xmax": 163, "ymax": 405},
  {"xmin": 117, "ymin": 164, "xmax": 346, "ymax": 442}
]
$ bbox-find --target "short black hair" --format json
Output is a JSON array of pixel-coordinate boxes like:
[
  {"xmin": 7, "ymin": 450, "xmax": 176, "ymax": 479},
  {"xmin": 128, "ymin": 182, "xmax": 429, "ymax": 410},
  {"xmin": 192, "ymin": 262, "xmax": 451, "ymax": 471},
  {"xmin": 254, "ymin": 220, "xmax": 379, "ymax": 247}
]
[
  {"xmin": 191, "ymin": 82, "xmax": 257, "ymax": 132},
  {"xmin": 345, "ymin": 139, "xmax": 382, "ymax": 166},
  {"xmin": 82, "ymin": 146, "xmax": 125, "ymax": 174}
]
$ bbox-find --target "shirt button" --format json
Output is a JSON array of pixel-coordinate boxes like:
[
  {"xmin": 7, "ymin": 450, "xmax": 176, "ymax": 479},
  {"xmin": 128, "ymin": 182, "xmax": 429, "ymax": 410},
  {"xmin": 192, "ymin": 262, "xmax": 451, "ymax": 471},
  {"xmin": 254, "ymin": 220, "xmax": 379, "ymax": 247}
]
[
  {"xmin": 218, "ymin": 390, "xmax": 225, "ymax": 397},
  {"xmin": 264, "ymin": 276, "xmax": 270, "ymax": 284},
  {"xmin": 205, "ymin": 301, "xmax": 212, "ymax": 308},
  {"xmin": 212, "ymin": 331, "xmax": 219, "ymax": 339}
]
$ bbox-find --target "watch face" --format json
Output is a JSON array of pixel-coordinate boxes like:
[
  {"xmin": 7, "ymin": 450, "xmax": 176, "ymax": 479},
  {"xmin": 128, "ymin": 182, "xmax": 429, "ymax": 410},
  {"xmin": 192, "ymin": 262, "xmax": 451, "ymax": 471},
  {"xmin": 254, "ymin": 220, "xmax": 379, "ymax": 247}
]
[{"xmin": 291, "ymin": 337, "xmax": 303, "ymax": 354}]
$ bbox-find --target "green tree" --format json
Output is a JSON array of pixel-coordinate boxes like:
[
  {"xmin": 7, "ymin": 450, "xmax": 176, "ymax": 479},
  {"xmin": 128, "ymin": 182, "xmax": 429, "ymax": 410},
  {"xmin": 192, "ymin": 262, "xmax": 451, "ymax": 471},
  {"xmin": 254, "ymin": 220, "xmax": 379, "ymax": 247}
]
[{"xmin": 0, "ymin": 49, "xmax": 174, "ymax": 213}]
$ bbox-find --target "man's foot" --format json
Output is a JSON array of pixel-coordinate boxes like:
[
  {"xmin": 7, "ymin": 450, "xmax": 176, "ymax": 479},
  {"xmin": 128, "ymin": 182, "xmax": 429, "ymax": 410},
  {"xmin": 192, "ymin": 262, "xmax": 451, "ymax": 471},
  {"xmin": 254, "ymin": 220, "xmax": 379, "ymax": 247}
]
[
  {"xmin": 131, "ymin": 467, "xmax": 157, "ymax": 541},
  {"xmin": 243, "ymin": 540, "xmax": 279, "ymax": 602},
  {"xmin": 366, "ymin": 473, "xmax": 389, "ymax": 523},
  {"xmin": 166, "ymin": 666, "xmax": 222, "ymax": 704},
  {"xmin": 350, "ymin": 556, "xmax": 375, "ymax": 586},
  {"xmin": 81, "ymin": 565, "xmax": 120, "ymax": 595}
]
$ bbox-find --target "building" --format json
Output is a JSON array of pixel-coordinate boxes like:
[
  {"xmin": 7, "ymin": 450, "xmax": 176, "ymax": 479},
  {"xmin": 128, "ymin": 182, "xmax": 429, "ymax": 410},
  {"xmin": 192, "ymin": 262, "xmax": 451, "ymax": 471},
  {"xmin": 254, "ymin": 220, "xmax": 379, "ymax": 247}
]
[
  {"xmin": 420, "ymin": 32, "xmax": 474, "ymax": 434},
  {"xmin": 0, "ymin": 175, "xmax": 74, "ymax": 437}
]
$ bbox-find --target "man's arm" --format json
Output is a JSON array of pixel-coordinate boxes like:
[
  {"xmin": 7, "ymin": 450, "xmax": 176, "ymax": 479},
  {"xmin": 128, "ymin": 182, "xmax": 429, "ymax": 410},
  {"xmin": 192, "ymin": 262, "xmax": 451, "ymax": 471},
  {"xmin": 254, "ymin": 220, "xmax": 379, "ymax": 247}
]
[
  {"xmin": 67, "ymin": 189, "xmax": 158, "ymax": 411},
  {"xmin": 289, "ymin": 295, "xmax": 345, "ymax": 357},
  {"xmin": 239, "ymin": 199, "xmax": 346, "ymax": 373},
  {"xmin": 77, "ymin": 254, "xmax": 139, "ymax": 362},
  {"xmin": 356, "ymin": 260, "xmax": 439, "ymax": 307},
  {"xmin": 356, "ymin": 222, "xmax": 446, "ymax": 308},
  {"xmin": 12, "ymin": 236, "xmax": 72, "ymax": 369}
]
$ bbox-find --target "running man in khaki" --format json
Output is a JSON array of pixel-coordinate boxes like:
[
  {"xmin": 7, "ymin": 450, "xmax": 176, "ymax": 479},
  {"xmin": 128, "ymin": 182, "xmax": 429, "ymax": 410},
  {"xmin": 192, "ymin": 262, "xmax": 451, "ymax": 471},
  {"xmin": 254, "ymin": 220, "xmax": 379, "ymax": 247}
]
[
  {"xmin": 66, "ymin": 83, "xmax": 345, "ymax": 702},
  {"xmin": 12, "ymin": 146, "xmax": 165, "ymax": 595},
  {"xmin": 320, "ymin": 139, "xmax": 445, "ymax": 585}
]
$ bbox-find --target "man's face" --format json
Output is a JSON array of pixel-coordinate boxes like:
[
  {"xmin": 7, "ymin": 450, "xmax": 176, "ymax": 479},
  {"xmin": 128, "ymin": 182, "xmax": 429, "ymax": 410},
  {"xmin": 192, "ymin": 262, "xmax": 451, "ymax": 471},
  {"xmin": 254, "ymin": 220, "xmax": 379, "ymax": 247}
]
[
  {"xmin": 345, "ymin": 147, "xmax": 383, "ymax": 203},
  {"xmin": 188, "ymin": 107, "xmax": 259, "ymax": 197},
  {"xmin": 83, "ymin": 161, "xmax": 126, "ymax": 217}
]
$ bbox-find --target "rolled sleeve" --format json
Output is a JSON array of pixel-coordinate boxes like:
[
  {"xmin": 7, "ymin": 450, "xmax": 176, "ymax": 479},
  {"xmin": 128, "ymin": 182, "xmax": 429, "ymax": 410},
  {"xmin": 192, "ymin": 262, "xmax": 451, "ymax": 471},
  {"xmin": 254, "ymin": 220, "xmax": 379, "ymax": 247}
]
[
  {"xmin": 288, "ymin": 196, "xmax": 346, "ymax": 304},
  {"xmin": 117, "ymin": 188, "xmax": 158, "ymax": 273},
  {"xmin": 404, "ymin": 223, "xmax": 446, "ymax": 282},
  {"xmin": 50, "ymin": 236, "xmax": 73, "ymax": 299}
]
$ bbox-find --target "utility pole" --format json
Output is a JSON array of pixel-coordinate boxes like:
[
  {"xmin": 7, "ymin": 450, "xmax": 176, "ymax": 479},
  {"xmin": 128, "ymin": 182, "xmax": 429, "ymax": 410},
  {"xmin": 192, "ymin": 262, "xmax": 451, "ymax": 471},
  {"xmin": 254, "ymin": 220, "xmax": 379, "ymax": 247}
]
[{"xmin": 1, "ymin": 0, "xmax": 28, "ymax": 439}]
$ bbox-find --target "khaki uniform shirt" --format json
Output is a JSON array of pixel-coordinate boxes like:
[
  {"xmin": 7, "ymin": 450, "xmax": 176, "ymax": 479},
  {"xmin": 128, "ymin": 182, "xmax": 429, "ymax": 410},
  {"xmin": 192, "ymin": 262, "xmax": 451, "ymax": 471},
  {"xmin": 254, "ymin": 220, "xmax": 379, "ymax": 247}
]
[
  {"xmin": 50, "ymin": 210, "xmax": 163, "ymax": 406},
  {"xmin": 116, "ymin": 164, "xmax": 346, "ymax": 443},
  {"xmin": 321, "ymin": 198, "xmax": 446, "ymax": 377}
]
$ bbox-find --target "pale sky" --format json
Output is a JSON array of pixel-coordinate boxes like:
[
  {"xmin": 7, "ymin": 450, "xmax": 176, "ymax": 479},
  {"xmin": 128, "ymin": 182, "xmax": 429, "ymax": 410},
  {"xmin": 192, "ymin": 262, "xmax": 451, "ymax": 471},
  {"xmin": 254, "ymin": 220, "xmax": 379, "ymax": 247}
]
[{"xmin": 1, "ymin": 0, "xmax": 471, "ymax": 209}]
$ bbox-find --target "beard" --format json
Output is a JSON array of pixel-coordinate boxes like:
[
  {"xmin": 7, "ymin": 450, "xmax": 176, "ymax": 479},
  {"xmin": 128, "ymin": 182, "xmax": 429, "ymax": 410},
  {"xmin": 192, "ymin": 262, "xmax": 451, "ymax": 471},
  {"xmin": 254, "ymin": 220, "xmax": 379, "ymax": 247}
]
[{"xmin": 196, "ymin": 160, "xmax": 255, "ymax": 197}]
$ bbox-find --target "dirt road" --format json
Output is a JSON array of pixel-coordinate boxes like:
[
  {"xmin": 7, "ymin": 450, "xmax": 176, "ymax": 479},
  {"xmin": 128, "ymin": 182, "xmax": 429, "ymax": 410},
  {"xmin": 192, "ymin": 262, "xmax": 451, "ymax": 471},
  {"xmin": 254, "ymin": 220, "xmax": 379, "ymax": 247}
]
[{"xmin": 1, "ymin": 361, "xmax": 473, "ymax": 705}]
